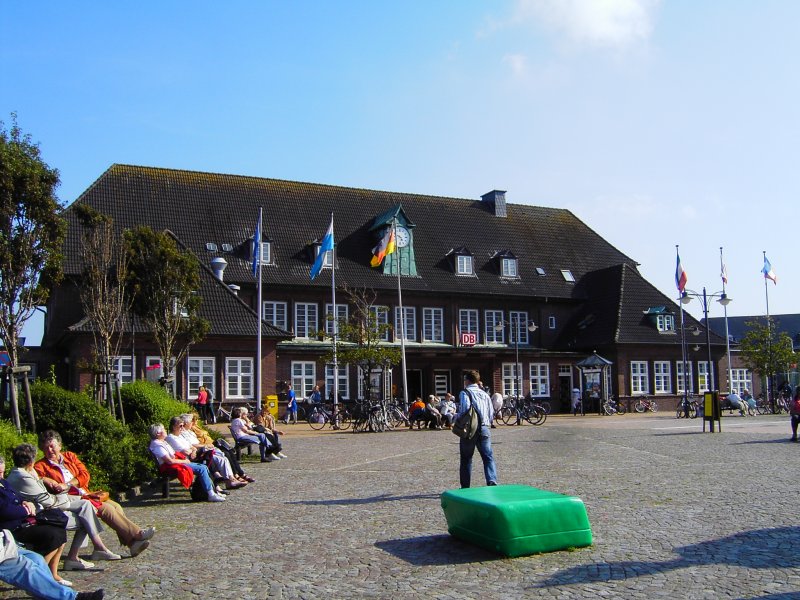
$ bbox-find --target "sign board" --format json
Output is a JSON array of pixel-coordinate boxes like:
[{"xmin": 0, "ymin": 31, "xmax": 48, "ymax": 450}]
[
  {"xmin": 461, "ymin": 333, "xmax": 477, "ymax": 346},
  {"xmin": 0, "ymin": 352, "xmax": 9, "ymax": 366},
  {"xmin": 703, "ymin": 391, "xmax": 721, "ymax": 432}
]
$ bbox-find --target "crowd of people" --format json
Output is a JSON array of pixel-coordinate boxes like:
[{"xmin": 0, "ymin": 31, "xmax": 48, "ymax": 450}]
[{"xmin": 1, "ymin": 405, "xmax": 288, "ymax": 599}]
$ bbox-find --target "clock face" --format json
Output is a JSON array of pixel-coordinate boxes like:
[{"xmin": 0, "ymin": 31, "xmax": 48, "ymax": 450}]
[{"xmin": 395, "ymin": 226, "xmax": 410, "ymax": 248}]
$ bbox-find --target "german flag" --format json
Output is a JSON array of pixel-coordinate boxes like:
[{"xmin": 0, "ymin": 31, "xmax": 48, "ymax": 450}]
[{"xmin": 370, "ymin": 228, "xmax": 396, "ymax": 267}]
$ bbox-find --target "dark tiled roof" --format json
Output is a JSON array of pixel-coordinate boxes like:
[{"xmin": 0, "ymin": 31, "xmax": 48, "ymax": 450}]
[
  {"xmin": 65, "ymin": 231, "xmax": 288, "ymax": 339},
  {"xmin": 708, "ymin": 314, "xmax": 800, "ymax": 346},
  {"xmin": 63, "ymin": 165, "xmax": 639, "ymax": 300},
  {"xmin": 558, "ymin": 263, "xmax": 725, "ymax": 350}
]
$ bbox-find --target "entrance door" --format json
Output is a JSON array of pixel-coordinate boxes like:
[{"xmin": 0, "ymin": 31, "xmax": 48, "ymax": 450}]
[{"xmin": 406, "ymin": 369, "xmax": 423, "ymax": 401}]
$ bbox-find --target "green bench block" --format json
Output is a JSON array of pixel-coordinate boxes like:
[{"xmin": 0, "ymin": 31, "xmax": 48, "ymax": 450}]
[{"xmin": 440, "ymin": 484, "xmax": 592, "ymax": 557}]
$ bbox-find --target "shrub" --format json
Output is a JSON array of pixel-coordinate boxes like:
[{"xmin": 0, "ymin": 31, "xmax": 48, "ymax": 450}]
[
  {"xmin": 29, "ymin": 380, "xmax": 152, "ymax": 492},
  {"xmin": 0, "ymin": 420, "xmax": 38, "ymax": 468},
  {"xmin": 119, "ymin": 380, "xmax": 192, "ymax": 435}
]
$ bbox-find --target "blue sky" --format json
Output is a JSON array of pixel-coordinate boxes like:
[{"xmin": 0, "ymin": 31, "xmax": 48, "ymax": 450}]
[{"xmin": 2, "ymin": 0, "xmax": 796, "ymax": 344}]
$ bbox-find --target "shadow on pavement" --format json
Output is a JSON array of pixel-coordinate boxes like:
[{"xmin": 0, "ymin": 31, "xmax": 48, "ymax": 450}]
[
  {"xmin": 535, "ymin": 526, "xmax": 800, "ymax": 588},
  {"xmin": 375, "ymin": 534, "xmax": 500, "ymax": 566},
  {"xmin": 287, "ymin": 492, "xmax": 441, "ymax": 506}
]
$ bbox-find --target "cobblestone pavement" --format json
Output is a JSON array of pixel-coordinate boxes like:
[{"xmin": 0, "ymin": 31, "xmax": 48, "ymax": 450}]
[{"xmin": 2, "ymin": 413, "xmax": 799, "ymax": 599}]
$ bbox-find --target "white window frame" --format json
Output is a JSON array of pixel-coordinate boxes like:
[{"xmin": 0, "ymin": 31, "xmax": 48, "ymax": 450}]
[
  {"xmin": 501, "ymin": 258, "xmax": 518, "ymax": 278},
  {"xmin": 325, "ymin": 303, "xmax": 349, "ymax": 336},
  {"xmin": 291, "ymin": 361, "xmax": 316, "ymax": 398},
  {"xmin": 509, "ymin": 310, "xmax": 529, "ymax": 345},
  {"xmin": 730, "ymin": 368, "xmax": 752, "ymax": 395},
  {"xmin": 459, "ymin": 309, "xmax": 479, "ymax": 342},
  {"xmin": 263, "ymin": 301, "xmax": 288, "ymax": 331},
  {"xmin": 111, "ymin": 356, "xmax": 134, "ymax": 385},
  {"xmin": 676, "ymin": 361, "xmax": 694, "ymax": 394},
  {"xmin": 456, "ymin": 255, "xmax": 473, "ymax": 275},
  {"xmin": 325, "ymin": 363, "xmax": 349, "ymax": 400},
  {"xmin": 294, "ymin": 302, "xmax": 318, "ymax": 339},
  {"xmin": 630, "ymin": 361, "xmax": 649, "ymax": 395},
  {"xmin": 653, "ymin": 361, "xmax": 672, "ymax": 394},
  {"xmin": 528, "ymin": 363, "xmax": 550, "ymax": 397},
  {"xmin": 394, "ymin": 306, "xmax": 416, "ymax": 342},
  {"xmin": 188, "ymin": 357, "xmax": 215, "ymax": 400},
  {"xmin": 485, "ymin": 310, "xmax": 504, "ymax": 344},
  {"xmin": 697, "ymin": 361, "xmax": 710, "ymax": 391},
  {"xmin": 422, "ymin": 307, "xmax": 444, "ymax": 342},
  {"xmin": 315, "ymin": 244, "xmax": 333, "ymax": 268},
  {"xmin": 656, "ymin": 314, "xmax": 675, "ymax": 332},
  {"xmin": 370, "ymin": 305, "xmax": 390, "ymax": 341},
  {"xmin": 226, "ymin": 357, "xmax": 253, "ymax": 399},
  {"xmin": 502, "ymin": 362, "xmax": 522, "ymax": 396},
  {"xmin": 560, "ymin": 269, "xmax": 575, "ymax": 283}
]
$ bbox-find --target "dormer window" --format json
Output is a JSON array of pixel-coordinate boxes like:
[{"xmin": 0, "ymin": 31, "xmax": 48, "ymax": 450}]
[
  {"xmin": 205, "ymin": 242, "xmax": 218, "ymax": 252},
  {"xmin": 456, "ymin": 255, "xmax": 473, "ymax": 275},
  {"xmin": 656, "ymin": 314, "xmax": 675, "ymax": 332},
  {"xmin": 251, "ymin": 238, "xmax": 272, "ymax": 265},
  {"xmin": 315, "ymin": 243, "xmax": 333, "ymax": 268},
  {"xmin": 501, "ymin": 258, "xmax": 518, "ymax": 278}
]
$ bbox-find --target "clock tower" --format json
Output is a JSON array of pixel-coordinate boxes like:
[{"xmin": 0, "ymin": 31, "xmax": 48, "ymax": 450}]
[{"xmin": 369, "ymin": 205, "xmax": 417, "ymax": 276}]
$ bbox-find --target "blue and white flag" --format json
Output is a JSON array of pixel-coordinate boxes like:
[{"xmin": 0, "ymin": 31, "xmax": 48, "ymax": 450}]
[
  {"xmin": 251, "ymin": 214, "xmax": 261, "ymax": 277},
  {"xmin": 310, "ymin": 215, "xmax": 335, "ymax": 280},
  {"xmin": 762, "ymin": 256, "xmax": 777, "ymax": 285}
]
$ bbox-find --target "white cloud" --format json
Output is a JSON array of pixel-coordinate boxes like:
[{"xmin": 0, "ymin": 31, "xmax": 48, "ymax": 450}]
[
  {"xmin": 502, "ymin": 53, "xmax": 528, "ymax": 76},
  {"xmin": 514, "ymin": 0, "xmax": 661, "ymax": 49}
]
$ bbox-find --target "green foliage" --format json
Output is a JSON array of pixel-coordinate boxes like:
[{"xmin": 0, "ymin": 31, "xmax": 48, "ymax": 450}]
[
  {"xmin": 119, "ymin": 379, "xmax": 192, "ymax": 435},
  {"xmin": 738, "ymin": 317, "xmax": 795, "ymax": 380},
  {"xmin": 0, "ymin": 419, "xmax": 38, "ymax": 469},
  {"xmin": 124, "ymin": 226, "xmax": 210, "ymax": 381},
  {"xmin": 0, "ymin": 113, "xmax": 67, "ymax": 367},
  {"xmin": 29, "ymin": 380, "xmax": 151, "ymax": 491}
]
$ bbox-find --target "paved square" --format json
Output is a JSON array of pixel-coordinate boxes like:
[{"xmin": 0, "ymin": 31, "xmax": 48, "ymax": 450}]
[{"xmin": 2, "ymin": 414, "xmax": 798, "ymax": 599}]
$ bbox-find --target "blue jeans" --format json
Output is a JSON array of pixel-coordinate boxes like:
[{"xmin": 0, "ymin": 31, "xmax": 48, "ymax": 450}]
[
  {"xmin": 236, "ymin": 433, "xmax": 272, "ymax": 459},
  {"xmin": 187, "ymin": 462, "xmax": 215, "ymax": 492},
  {"xmin": 0, "ymin": 547, "xmax": 76, "ymax": 600},
  {"xmin": 459, "ymin": 425, "xmax": 497, "ymax": 488}
]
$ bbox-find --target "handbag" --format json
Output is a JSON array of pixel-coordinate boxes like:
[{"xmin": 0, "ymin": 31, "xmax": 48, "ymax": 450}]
[
  {"xmin": 35, "ymin": 508, "xmax": 69, "ymax": 528},
  {"xmin": 213, "ymin": 437, "xmax": 234, "ymax": 453},
  {"xmin": 82, "ymin": 491, "xmax": 110, "ymax": 503},
  {"xmin": 452, "ymin": 390, "xmax": 481, "ymax": 440}
]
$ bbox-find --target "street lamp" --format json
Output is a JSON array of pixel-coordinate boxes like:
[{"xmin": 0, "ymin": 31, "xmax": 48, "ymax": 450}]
[
  {"xmin": 495, "ymin": 317, "xmax": 538, "ymax": 397},
  {"xmin": 680, "ymin": 288, "xmax": 732, "ymax": 392}
]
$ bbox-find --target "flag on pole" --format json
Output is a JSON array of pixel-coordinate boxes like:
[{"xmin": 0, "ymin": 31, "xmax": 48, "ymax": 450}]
[
  {"xmin": 762, "ymin": 256, "xmax": 777, "ymax": 285},
  {"xmin": 721, "ymin": 261, "xmax": 728, "ymax": 285},
  {"xmin": 310, "ymin": 216, "xmax": 335, "ymax": 280},
  {"xmin": 675, "ymin": 253, "xmax": 688, "ymax": 293},
  {"xmin": 370, "ymin": 227, "xmax": 396, "ymax": 267},
  {"xmin": 251, "ymin": 216, "xmax": 261, "ymax": 277}
]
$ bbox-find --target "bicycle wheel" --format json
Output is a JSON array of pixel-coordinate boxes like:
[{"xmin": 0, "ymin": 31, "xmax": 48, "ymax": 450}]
[
  {"xmin": 616, "ymin": 403, "xmax": 626, "ymax": 415},
  {"xmin": 634, "ymin": 400, "xmax": 646, "ymax": 413},
  {"xmin": 531, "ymin": 407, "xmax": 547, "ymax": 425},
  {"xmin": 296, "ymin": 405, "xmax": 307, "ymax": 421},
  {"xmin": 308, "ymin": 408, "xmax": 326, "ymax": 430},
  {"xmin": 650, "ymin": 400, "xmax": 658, "ymax": 413},
  {"xmin": 605, "ymin": 403, "xmax": 616, "ymax": 416},
  {"xmin": 389, "ymin": 408, "xmax": 409, "ymax": 429},
  {"xmin": 500, "ymin": 407, "xmax": 518, "ymax": 425},
  {"xmin": 539, "ymin": 401, "xmax": 551, "ymax": 414}
]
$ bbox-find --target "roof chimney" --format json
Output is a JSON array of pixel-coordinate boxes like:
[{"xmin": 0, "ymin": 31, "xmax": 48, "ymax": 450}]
[
  {"xmin": 481, "ymin": 190, "xmax": 507, "ymax": 217},
  {"xmin": 210, "ymin": 257, "xmax": 228, "ymax": 281},
  {"xmin": 228, "ymin": 284, "xmax": 240, "ymax": 296}
]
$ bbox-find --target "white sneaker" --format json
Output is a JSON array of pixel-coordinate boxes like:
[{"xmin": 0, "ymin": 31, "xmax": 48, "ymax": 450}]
[
  {"xmin": 276, "ymin": 452, "xmax": 288, "ymax": 459},
  {"xmin": 262, "ymin": 455, "xmax": 277, "ymax": 462},
  {"xmin": 270, "ymin": 454, "xmax": 282, "ymax": 460},
  {"xmin": 208, "ymin": 492, "xmax": 226, "ymax": 502}
]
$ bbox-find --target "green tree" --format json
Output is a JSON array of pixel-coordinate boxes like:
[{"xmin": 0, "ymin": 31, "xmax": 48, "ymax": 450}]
[
  {"xmin": 321, "ymin": 286, "xmax": 399, "ymax": 402},
  {"xmin": 738, "ymin": 317, "xmax": 795, "ymax": 399},
  {"xmin": 74, "ymin": 204, "xmax": 131, "ymax": 418},
  {"xmin": 124, "ymin": 226, "xmax": 210, "ymax": 393},
  {"xmin": 0, "ymin": 114, "xmax": 66, "ymax": 368}
]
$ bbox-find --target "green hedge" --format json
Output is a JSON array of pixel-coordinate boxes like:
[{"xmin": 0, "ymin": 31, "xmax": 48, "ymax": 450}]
[
  {"xmin": 0, "ymin": 420, "xmax": 38, "ymax": 470},
  {"xmin": 29, "ymin": 380, "xmax": 152, "ymax": 492},
  {"xmin": 119, "ymin": 380, "xmax": 192, "ymax": 435}
]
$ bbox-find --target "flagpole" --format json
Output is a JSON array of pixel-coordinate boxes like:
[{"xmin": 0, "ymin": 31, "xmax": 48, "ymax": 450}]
[
  {"xmin": 763, "ymin": 250, "xmax": 771, "ymax": 407},
  {"xmin": 395, "ymin": 218, "xmax": 409, "ymax": 408},
  {"xmin": 720, "ymin": 247, "xmax": 733, "ymax": 393},
  {"xmin": 330, "ymin": 213, "xmax": 339, "ymax": 422},
  {"xmin": 677, "ymin": 245, "xmax": 689, "ymax": 416},
  {"xmin": 256, "ymin": 207, "xmax": 263, "ymax": 414}
]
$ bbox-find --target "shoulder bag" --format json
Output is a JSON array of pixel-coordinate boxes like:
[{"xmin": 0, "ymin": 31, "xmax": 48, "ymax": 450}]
[{"xmin": 452, "ymin": 389, "xmax": 481, "ymax": 440}]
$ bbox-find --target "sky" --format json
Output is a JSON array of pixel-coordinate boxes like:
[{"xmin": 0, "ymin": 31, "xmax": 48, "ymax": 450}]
[{"xmin": 1, "ymin": 0, "xmax": 797, "ymax": 345}]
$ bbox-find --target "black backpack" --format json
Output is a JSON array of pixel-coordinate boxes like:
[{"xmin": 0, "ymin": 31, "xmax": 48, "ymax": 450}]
[{"xmin": 190, "ymin": 476, "xmax": 209, "ymax": 502}]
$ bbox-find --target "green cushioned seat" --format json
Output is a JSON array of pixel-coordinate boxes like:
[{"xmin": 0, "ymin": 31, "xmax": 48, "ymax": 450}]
[{"xmin": 440, "ymin": 484, "xmax": 592, "ymax": 557}]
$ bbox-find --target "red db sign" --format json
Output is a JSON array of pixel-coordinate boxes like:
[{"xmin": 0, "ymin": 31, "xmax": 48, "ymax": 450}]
[{"xmin": 461, "ymin": 333, "xmax": 477, "ymax": 346}]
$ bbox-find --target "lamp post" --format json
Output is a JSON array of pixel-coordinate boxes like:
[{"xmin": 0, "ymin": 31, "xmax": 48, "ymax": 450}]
[
  {"xmin": 495, "ymin": 316, "xmax": 538, "ymax": 398},
  {"xmin": 680, "ymin": 287, "xmax": 732, "ymax": 393}
]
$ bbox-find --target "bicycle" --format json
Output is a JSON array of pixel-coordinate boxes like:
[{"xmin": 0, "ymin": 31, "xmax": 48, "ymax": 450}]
[
  {"xmin": 603, "ymin": 397, "xmax": 626, "ymax": 415},
  {"xmin": 307, "ymin": 402, "xmax": 352, "ymax": 431},
  {"xmin": 675, "ymin": 396, "xmax": 699, "ymax": 419},
  {"xmin": 500, "ymin": 396, "xmax": 546, "ymax": 426},
  {"xmin": 633, "ymin": 396, "xmax": 658, "ymax": 413}
]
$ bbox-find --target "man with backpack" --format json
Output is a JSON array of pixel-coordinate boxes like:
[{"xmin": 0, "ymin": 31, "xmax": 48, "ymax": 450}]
[{"xmin": 457, "ymin": 370, "xmax": 497, "ymax": 488}]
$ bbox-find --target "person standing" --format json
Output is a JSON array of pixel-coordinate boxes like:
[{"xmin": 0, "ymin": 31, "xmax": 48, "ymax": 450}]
[
  {"xmin": 790, "ymin": 388, "xmax": 800, "ymax": 442},
  {"xmin": 196, "ymin": 386, "xmax": 210, "ymax": 423},
  {"xmin": 571, "ymin": 387, "xmax": 581, "ymax": 415},
  {"xmin": 284, "ymin": 384, "xmax": 298, "ymax": 424},
  {"xmin": 457, "ymin": 370, "xmax": 497, "ymax": 488}
]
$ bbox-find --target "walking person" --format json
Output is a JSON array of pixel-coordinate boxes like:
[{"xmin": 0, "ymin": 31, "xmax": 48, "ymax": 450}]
[
  {"xmin": 457, "ymin": 370, "xmax": 497, "ymax": 488},
  {"xmin": 790, "ymin": 388, "xmax": 800, "ymax": 442},
  {"xmin": 284, "ymin": 384, "xmax": 298, "ymax": 424}
]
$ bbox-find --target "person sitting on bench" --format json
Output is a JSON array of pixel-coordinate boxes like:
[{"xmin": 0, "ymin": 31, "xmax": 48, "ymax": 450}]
[{"xmin": 230, "ymin": 407, "xmax": 278, "ymax": 462}]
